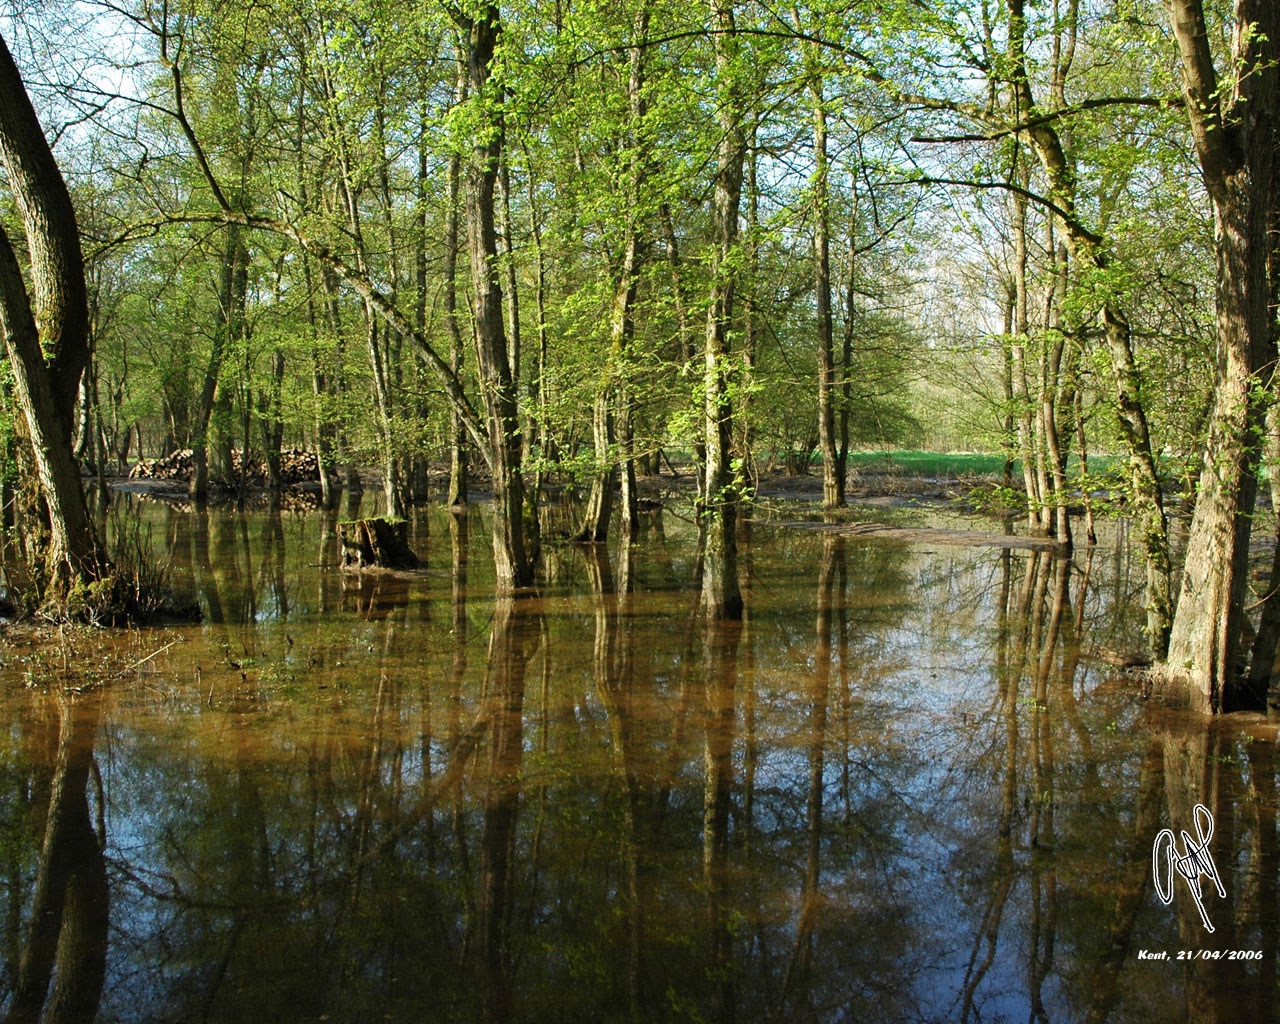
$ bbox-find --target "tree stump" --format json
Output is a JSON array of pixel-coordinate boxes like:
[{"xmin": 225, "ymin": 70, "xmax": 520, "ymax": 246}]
[{"xmin": 337, "ymin": 517, "xmax": 420, "ymax": 570}]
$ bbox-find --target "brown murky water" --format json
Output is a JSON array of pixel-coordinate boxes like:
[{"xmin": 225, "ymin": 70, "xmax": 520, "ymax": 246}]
[{"xmin": 0, "ymin": 500, "xmax": 1276, "ymax": 1023}]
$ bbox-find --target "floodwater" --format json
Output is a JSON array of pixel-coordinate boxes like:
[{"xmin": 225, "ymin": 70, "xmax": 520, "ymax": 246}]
[{"xmin": 0, "ymin": 499, "xmax": 1277, "ymax": 1024}]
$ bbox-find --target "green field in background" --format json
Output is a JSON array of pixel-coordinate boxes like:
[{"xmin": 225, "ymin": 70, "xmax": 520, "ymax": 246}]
[{"xmin": 848, "ymin": 450, "xmax": 1120, "ymax": 478}]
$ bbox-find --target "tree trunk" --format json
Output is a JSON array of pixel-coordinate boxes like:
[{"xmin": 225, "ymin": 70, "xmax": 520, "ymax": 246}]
[
  {"xmin": 260, "ymin": 347, "xmax": 285, "ymax": 493},
  {"xmin": 0, "ymin": 32, "xmax": 100, "ymax": 591},
  {"xmin": 1044, "ymin": 235, "xmax": 1072, "ymax": 548},
  {"xmin": 524, "ymin": 142, "xmax": 552, "ymax": 499},
  {"xmin": 660, "ymin": 203, "xmax": 706, "ymax": 499},
  {"xmin": 575, "ymin": 398, "xmax": 617, "ymax": 543},
  {"xmin": 190, "ymin": 226, "xmax": 246, "ymax": 504},
  {"xmin": 446, "ymin": 48, "xmax": 470, "ymax": 509},
  {"xmin": 1160, "ymin": 0, "xmax": 1278, "ymax": 712},
  {"xmin": 808, "ymin": 73, "xmax": 840, "ymax": 509},
  {"xmin": 457, "ymin": 5, "xmax": 533, "ymax": 591},
  {"xmin": 1009, "ymin": 177, "xmax": 1043, "ymax": 531},
  {"xmin": 700, "ymin": 0, "xmax": 746, "ymax": 620},
  {"xmin": 577, "ymin": 11, "xmax": 648, "ymax": 543}
]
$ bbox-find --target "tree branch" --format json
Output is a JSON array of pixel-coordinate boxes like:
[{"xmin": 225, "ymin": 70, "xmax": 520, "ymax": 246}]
[{"xmin": 905, "ymin": 174, "xmax": 1103, "ymax": 246}]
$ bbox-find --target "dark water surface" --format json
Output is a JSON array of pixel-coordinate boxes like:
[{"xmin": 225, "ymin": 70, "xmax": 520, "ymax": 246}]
[{"xmin": 1, "ymin": 502, "xmax": 1277, "ymax": 1023}]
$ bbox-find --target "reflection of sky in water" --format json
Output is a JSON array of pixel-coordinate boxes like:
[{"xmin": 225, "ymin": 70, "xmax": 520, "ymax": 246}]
[{"xmin": 0, "ymin": 502, "xmax": 1270, "ymax": 1023}]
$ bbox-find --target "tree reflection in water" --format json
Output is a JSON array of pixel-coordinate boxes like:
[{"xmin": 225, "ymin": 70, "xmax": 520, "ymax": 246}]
[
  {"xmin": 2, "ymin": 694, "xmax": 107, "ymax": 1024},
  {"xmin": 0, "ymin": 507, "xmax": 1277, "ymax": 1022}
]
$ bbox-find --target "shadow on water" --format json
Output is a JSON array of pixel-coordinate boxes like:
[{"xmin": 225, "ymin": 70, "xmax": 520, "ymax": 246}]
[{"xmin": 0, "ymin": 504, "xmax": 1278, "ymax": 1022}]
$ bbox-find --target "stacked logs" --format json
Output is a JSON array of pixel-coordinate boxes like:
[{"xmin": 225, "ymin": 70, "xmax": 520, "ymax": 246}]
[
  {"xmin": 130, "ymin": 448, "xmax": 331, "ymax": 487},
  {"xmin": 129, "ymin": 449, "xmax": 196, "ymax": 480}
]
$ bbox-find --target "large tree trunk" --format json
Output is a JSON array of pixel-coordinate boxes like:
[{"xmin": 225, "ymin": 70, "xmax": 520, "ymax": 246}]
[
  {"xmin": 700, "ymin": 0, "xmax": 746, "ymax": 620},
  {"xmin": 1160, "ymin": 0, "xmax": 1278, "ymax": 712},
  {"xmin": 0, "ymin": 32, "xmax": 100, "ymax": 591}
]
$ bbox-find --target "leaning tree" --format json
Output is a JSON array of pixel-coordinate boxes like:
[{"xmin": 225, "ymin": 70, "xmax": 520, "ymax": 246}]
[{"xmin": 0, "ymin": 30, "xmax": 101, "ymax": 600}]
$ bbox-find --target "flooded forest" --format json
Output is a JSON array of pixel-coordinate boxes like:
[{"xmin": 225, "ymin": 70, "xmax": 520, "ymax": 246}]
[{"xmin": 1, "ymin": 0, "xmax": 1280, "ymax": 1022}]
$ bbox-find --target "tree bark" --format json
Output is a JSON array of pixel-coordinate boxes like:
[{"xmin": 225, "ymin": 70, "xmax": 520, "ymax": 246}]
[
  {"xmin": 809, "ymin": 73, "xmax": 841, "ymax": 509},
  {"xmin": 699, "ymin": 0, "xmax": 746, "ymax": 620},
  {"xmin": 445, "ymin": 49, "xmax": 470, "ymax": 509},
  {"xmin": 0, "ymin": 31, "xmax": 100, "ymax": 590},
  {"xmin": 457, "ymin": 5, "xmax": 533, "ymax": 590},
  {"xmin": 1160, "ymin": 0, "xmax": 1278, "ymax": 712},
  {"xmin": 190, "ymin": 226, "xmax": 246, "ymax": 503}
]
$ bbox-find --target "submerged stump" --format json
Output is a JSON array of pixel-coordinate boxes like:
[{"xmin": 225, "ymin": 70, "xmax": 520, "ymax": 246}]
[{"xmin": 337, "ymin": 517, "xmax": 420, "ymax": 570}]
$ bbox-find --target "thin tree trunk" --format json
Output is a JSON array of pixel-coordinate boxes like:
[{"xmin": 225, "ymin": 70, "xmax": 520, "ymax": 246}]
[
  {"xmin": 456, "ymin": 4, "xmax": 533, "ymax": 590},
  {"xmin": 660, "ymin": 203, "xmax": 705, "ymax": 497},
  {"xmin": 807, "ymin": 71, "xmax": 840, "ymax": 509},
  {"xmin": 1005, "ymin": 0, "xmax": 1171, "ymax": 648},
  {"xmin": 577, "ymin": 9, "xmax": 648, "ymax": 542},
  {"xmin": 738, "ymin": 130, "xmax": 760, "ymax": 504},
  {"xmin": 190, "ymin": 227, "xmax": 245, "ymax": 504},
  {"xmin": 1009, "ymin": 178, "xmax": 1042, "ymax": 531},
  {"xmin": 837, "ymin": 190, "xmax": 858, "ymax": 490},
  {"xmin": 446, "ymin": 49, "xmax": 470, "ymax": 509},
  {"xmin": 524, "ymin": 144, "xmax": 552, "ymax": 498},
  {"xmin": 1044, "ymin": 234, "xmax": 1072, "ymax": 547}
]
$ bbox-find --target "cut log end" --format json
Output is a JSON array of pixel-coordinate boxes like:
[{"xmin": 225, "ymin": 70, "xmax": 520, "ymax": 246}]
[{"xmin": 337, "ymin": 517, "xmax": 420, "ymax": 571}]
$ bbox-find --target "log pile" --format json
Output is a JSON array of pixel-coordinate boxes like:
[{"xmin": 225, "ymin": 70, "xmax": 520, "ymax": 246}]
[
  {"xmin": 130, "ymin": 448, "xmax": 330, "ymax": 487},
  {"xmin": 129, "ymin": 449, "xmax": 196, "ymax": 480}
]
